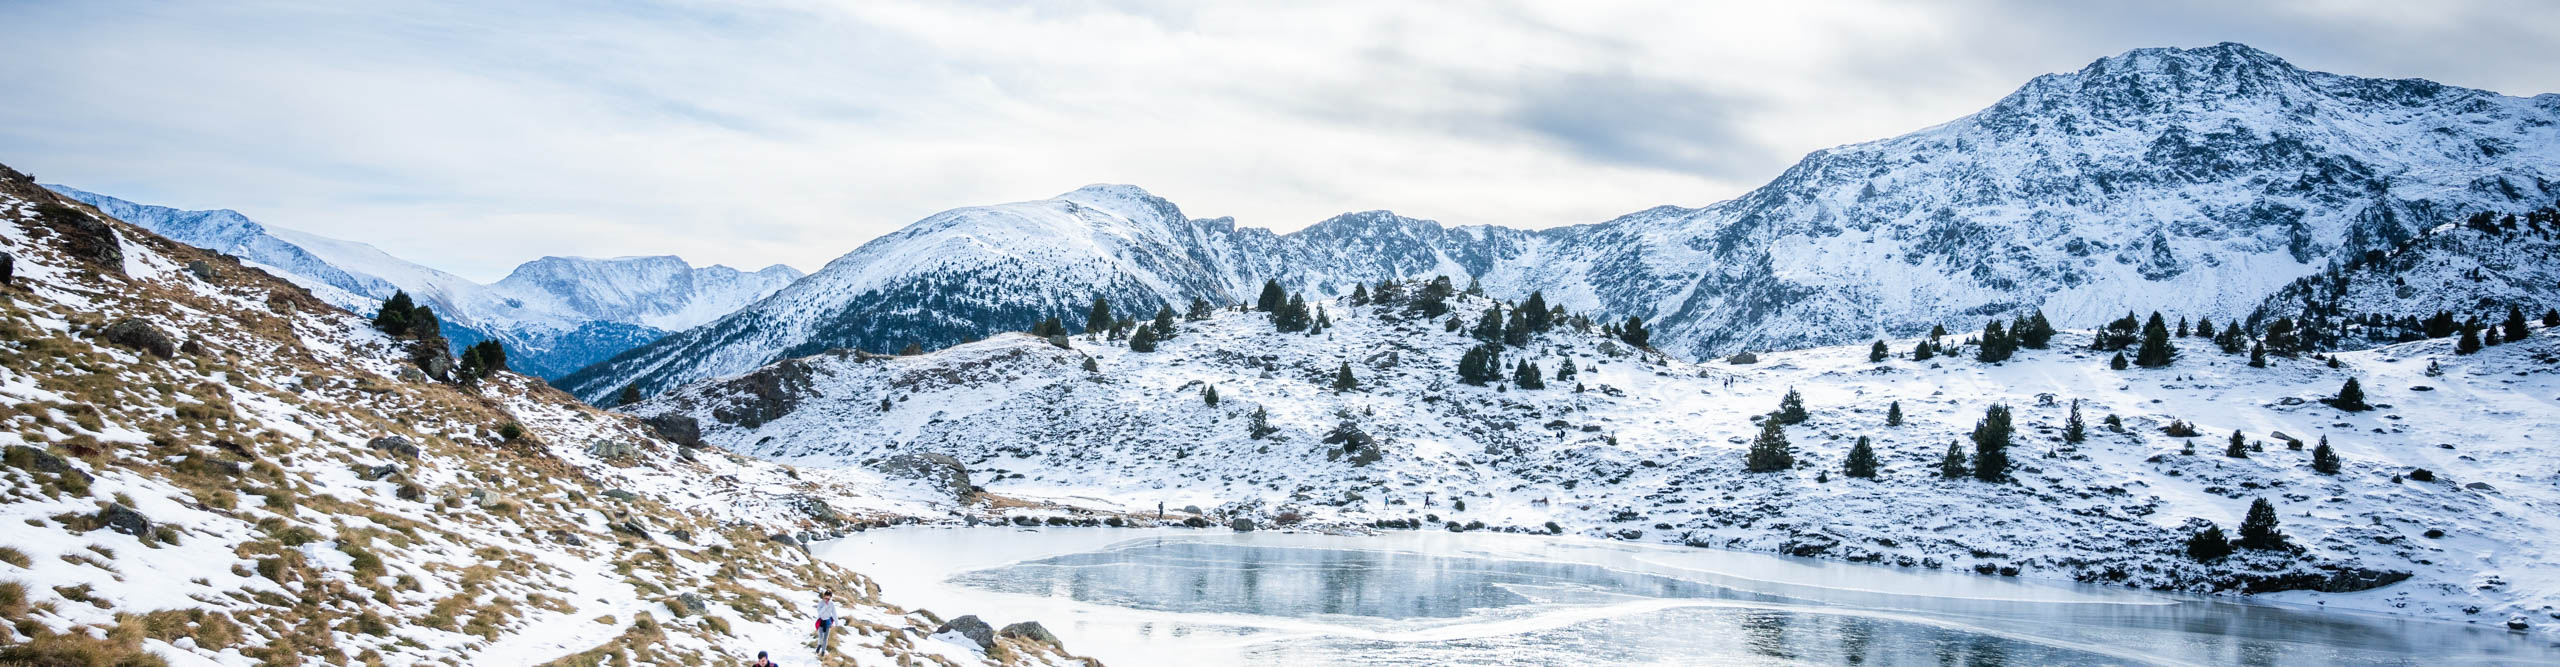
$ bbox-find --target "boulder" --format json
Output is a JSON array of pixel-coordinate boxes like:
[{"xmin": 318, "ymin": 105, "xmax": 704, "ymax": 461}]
[
  {"xmin": 0, "ymin": 249, "xmax": 12, "ymax": 285},
  {"xmin": 875, "ymin": 453, "xmax": 972, "ymax": 500},
  {"xmin": 642, "ymin": 413, "xmax": 703, "ymax": 448},
  {"xmin": 780, "ymin": 493, "xmax": 840, "ymax": 522},
  {"xmin": 360, "ymin": 464, "xmax": 400, "ymax": 481},
  {"xmin": 1230, "ymin": 518, "xmax": 1257, "ymax": 532},
  {"xmin": 587, "ymin": 439, "xmax": 639, "ymax": 460},
  {"xmin": 548, "ymin": 529, "xmax": 586, "ymax": 547},
  {"xmin": 4, "ymin": 445, "xmax": 89, "ymax": 485},
  {"xmin": 32, "ymin": 202, "xmax": 122, "ymax": 274},
  {"xmin": 2508, "ymin": 615, "xmax": 2531, "ymax": 631},
  {"xmin": 97, "ymin": 503, "xmax": 151, "ymax": 536},
  {"xmin": 667, "ymin": 529, "xmax": 692, "ymax": 544},
  {"xmin": 601, "ymin": 489, "xmax": 639, "ymax": 502},
  {"xmin": 395, "ymin": 484, "xmax": 424, "ymax": 501},
  {"xmin": 999, "ymin": 621, "xmax": 1061, "ymax": 648},
  {"xmin": 367, "ymin": 436, "xmax": 421, "ymax": 459},
  {"xmin": 101, "ymin": 319, "xmax": 176, "ymax": 358},
  {"xmin": 611, "ymin": 520, "xmax": 649, "ymax": 539},
  {"xmin": 1724, "ymin": 351, "xmax": 1759, "ymax": 364},
  {"xmin": 675, "ymin": 592, "xmax": 708, "ymax": 617},
  {"xmin": 935, "ymin": 615, "xmax": 997, "ymax": 652},
  {"xmin": 184, "ymin": 260, "xmax": 216, "ymax": 281},
  {"xmin": 767, "ymin": 532, "xmax": 802, "ymax": 549}
]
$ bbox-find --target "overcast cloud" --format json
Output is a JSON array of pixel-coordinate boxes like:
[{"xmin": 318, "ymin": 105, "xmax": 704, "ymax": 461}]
[{"xmin": 2, "ymin": 0, "xmax": 2553, "ymax": 280}]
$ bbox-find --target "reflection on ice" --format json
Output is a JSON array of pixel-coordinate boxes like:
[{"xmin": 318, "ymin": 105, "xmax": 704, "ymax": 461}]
[{"xmin": 821, "ymin": 528, "xmax": 2559, "ymax": 666}]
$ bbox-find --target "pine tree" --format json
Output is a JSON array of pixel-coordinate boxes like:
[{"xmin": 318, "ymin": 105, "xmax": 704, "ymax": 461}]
[
  {"xmin": 2456, "ymin": 325, "xmax": 2482, "ymax": 354},
  {"xmin": 2503, "ymin": 305, "xmax": 2530, "ymax": 342},
  {"xmin": 1334, "ymin": 362, "xmax": 1359, "ymax": 392},
  {"xmin": 1938, "ymin": 442, "xmax": 1968, "ymax": 479},
  {"xmin": 1844, "ymin": 436, "xmax": 1879, "ymax": 479},
  {"xmin": 2176, "ymin": 317, "xmax": 2190, "ymax": 338},
  {"xmin": 2186, "ymin": 523, "xmax": 2233, "ymax": 561},
  {"xmin": 1619, "ymin": 316, "xmax": 1650, "ymax": 348},
  {"xmin": 1248, "ymin": 405, "xmax": 1278, "ymax": 439},
  {"xmin": 1315, "ymin": 307, "xmax": 1332, "ymax": 333},
  {"xmin": 1869, "ymin": 340, "xmax": 1889, "ymax": 362},
  {"xmin": 1350, "ymin": 282, "xmax": 1371, "ymax": 305},
  {"xmin": 1971, "ymin": 404, "xmax": 2011, "ymax": 481},
  {"xmin": 1457, "ymin": 344, "xmax": 1502, "ymax": 386},
  {"xmin": 2020, "ymin": 309, "xmax": 2056, "ymax": 349},
  {"xmin": 900, "ymin": 343, "xmax": 924, "ymax": 355},
  {"xmin": 407, "ymin": 305, "xmax": 442, "ymax": 340},
  {"xmin": 1774, "ymin": 388, "xmax": 1808, "ymax": 424},
  {"xmin": 1201, "ymin": 385, "xmax": 1219, "ymax": 406},
  {"xmin": 1522, "ymin": 291, "xmax": 1552, "ymax": 330},
  {"xmin": 1977, "ymin": 320, "xmax": 2014, "ymax": 362},
  {"xmin": 2330, "ymin": 377, "xmax": 2370, "ymax": 411},
  {"xmin": 1413, "ymin": 277, "xmax": 1452, "ymax": 316},
  {"xmin": 1128, "ymin": 323, "xmax": 1157, "ymax": 352},
  {"xmin": 2485, "ymin": 326, "xmax": 2503, "ymax": 346},
  {"xmin": 1556, "ymin": 358, "xmax": 1577, "ymax": 380},
  {"xmin": 1153, "ymin": 305, "xmax": 1177, "ymax": 339},
  {"xmin": 2543, "ymin": 308, "xmax": 2559, "ymax": 328},
  {"xmin": 2135, "ymin": 312, "xmax": 2175, "ymax": 367},
  {"xmin": 1275, "ymin": 294, "xmax": 1312, "ymax": 332},
  {"xmin": 618, "ymin": 385, "xmax": 642, "ymax": 407},
  {"xmin": 1930, "ymin": 324, "xmax": 1948, "ymax": 339},
  {"xmin": 373, "ymin": 291, "xmax": 416, "ymax": 334},
  {"xmin": 2311, "ymin": 437, "xmax": 2341, "ymax": 474},
  {"xmin": 1913, "ymin": 340, "xmax": 1934, "ymax": 361},
  {"xmin": 2262, "ymin": 317, "xmax": 2299, "ymax": 356},
  {"xmin": 1186, "ymin": 297, "xmax": 1213, "ymax": 321},
  {"xmin": 2248, "ymin": 342, "xmax": 2266, "ymax": 368},
  {"xmin": 1744, "ymin": 418, "xmax": 1794, "ymax": 473},
  {"xmin": 2236, "ymin": 497, "xmax": 2285, "ymax": 549},
  {"xmin": 1512, "ymin": 360, "xmax": 1544, "ymax": 389},
  {"xmin": 2063, "ymin": 399, "xmax": 2086, "ymax": 444},
  {"xmin": 1502, "ymin": 308, "xmax": 1531, "ymax": 347},
  {"xmin": 1473, "ymin": 306, "xmax": 1504, "ymax": 344},
  {"xmin": 2194, "ymin": 317, "xmax": 2216, "ymax": 339},
  {"xmin": 2108, "ymin": 352, "xmax": 2128, "ymax": 370},
  {"xmin": 1256, "ymin": 280, "xmax": 1286, "ymax": 312},
  {"xmin": 2225, "ymin": 430, "xmax": 2249, "ymax": 458},
  {"xmin": 1081, "ymin": 356, "xmax": 1098, "ymax": 372},
  {"xmin": 1885, "ymin": 401, "xmax": 1903, "ymax": 427},
  {"xmin": 1086, "ymin": 295, "xmax": 1113, "ymax": 336},
  {"xmin": 1464, "ymin": 277, "xmax": 1484, "ymax": 296}
]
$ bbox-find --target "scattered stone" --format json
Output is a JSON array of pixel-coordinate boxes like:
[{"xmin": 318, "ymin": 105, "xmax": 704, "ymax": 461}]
[
  {"xmin": 184, "ymin": 260, "xmax": 216, "ymax": 281},
  {"xmin": 935, "ymin": 615, "xmax": 997, "ymax": 651},
  {"xmin": 1724, "ymin": 351, "xmax": 1759, "ymax": 364},
  {"xmin": 611, "ymin": 520, "xmax": 649, "ymax": 539},
  {"xmin": 0, "ymin": 250, "xmax": 12, "ymax": 285},
  {"xmin": 548, "ymin": 529, "xmax": 585, "ymax": 547},
  {"xmin": 601, "ymin": 489, "xmax": 639, "ymax": 502},
  {"xmin": 767, "ymin": 533, "xmax": 802, "ymax": 549},
  {"xmin": 466, "ymin": 488, "xmax": 499, "ymax": 508},
  {"xmin": 101, "ymin": 319, "xmax": 177, "ymax": 358},
  {"xmin": 97, "ymin": 503, "xmax": 151, "ymax": 536},
  {"xmin": 999, "ymin": 620, "xmax": 1061, "ymax": 648},
  {"xmin": 668, "ymin": 529, "xmax": 692, "ymax": 543},
  {"xmin": 587, "ymin": 439, "xmax": 639, "ymax": 460},
  {"xmin": 2508, "ymin": 615, "xmax": 2531, "ymax": 631},
  {"xmin": 4, "ymin": 445, "xmax": 88, "ymax": 484},
  {"xmin": 2465, "ymin": 481, "xmax": 2497, "ymax": 493},
  {"xmin": 178, "ymin": 336, "xmax": 203, "ymax": 356},
  {"xmin": 32, "ymin": 201, "xmax": 122, "ymax": 274},
  {"xmin": 642, "ymin": 413, "xmax": 703, "ymax": 448},
  {"xmin": 675, "ymin": 592, "xmax": 708, "ymax": 617},
  {"xmin": 395, "ymin": 484, "xmax": 424, "ymax": 501},
  {"xmin": 1230, "ymin": 518, "xmax": 1257, "ymax": 532},
  {"xmin": 368, "ymin": 436, "xmax": 420, "ymax": 459},
  {"xmin": 875, "ymin": 453, "xmax": 972, "ymax": 500},
  {"xmin": 780, "ymin": 493, "xmax": 840, "ymax": 522},
  {"xmin": 361, "ymin": 464, "xmax": 400, "ymax": 481}
]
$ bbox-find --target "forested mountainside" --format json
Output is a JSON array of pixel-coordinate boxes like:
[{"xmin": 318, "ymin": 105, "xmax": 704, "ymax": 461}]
[{"xmin": 632, "ymin": 276, "xmax": 2560, "ymax": 631}]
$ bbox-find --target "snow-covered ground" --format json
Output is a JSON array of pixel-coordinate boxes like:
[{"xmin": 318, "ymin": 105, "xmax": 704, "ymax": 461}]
[{"xmin": 643, "ymin": 286, "xmax": 2560, "ymax": 634}]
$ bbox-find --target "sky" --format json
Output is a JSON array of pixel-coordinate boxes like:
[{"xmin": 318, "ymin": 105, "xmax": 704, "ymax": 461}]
[{"xmin": 2, "ymin": 1, "xmax": 2555, "ymax": 282}]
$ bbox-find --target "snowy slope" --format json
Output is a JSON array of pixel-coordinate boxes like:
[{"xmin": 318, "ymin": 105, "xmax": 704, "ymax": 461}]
[
  {"xmin": 571, "ymin": 42, "xmax": 2560, "ymax": 402},
  {"xmin": 636, "ymin": 282, "xmax": 2560, "ymax": 632},
  {"xmin": 45, "ymin": 186, "xmax": 800, "ymax": 378},
  {"xmin": 0, "ymin": 164, "xmax": 1080, "ymax": 665}
]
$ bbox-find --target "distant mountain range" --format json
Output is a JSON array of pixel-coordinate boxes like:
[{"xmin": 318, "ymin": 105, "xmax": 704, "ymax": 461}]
[
  {"xmin": 558, "ymin": 42, "xmax": 2560, "ymax": 403},
  {"xmin": 47, "ymin": 186, "xmax": 801, "ymax": 378}
]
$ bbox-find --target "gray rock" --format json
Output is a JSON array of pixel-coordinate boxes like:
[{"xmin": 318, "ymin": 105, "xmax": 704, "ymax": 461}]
[
  {"xmin": 2269, "ymin": 431, "xmax": 2302, "ymax": 446},
  {"xmin": 875, "ymin": 453, "xmax": 972, "ymax": 500},
  {"xmin": 0, "ymin": 250, "xmax": 12, "ymax": 285},
  {"xmin": 1724, "ymin": 351, "xmax": 1759, "ymax": 364},
  {"xmin": 1230, "ymin": 518, "xmax": 1257, "ymax": 532},
  {"xmin": 32, "ymin": 201, "xmax": 121, "ymax": 274},
  {"xmin": 2508, "ymin": 615, "xmax": 2531, "ymax": 631},
  {"xmin": 367, "ymin": 436, "xmax": 420, "ymax": 459},
  {"xmin": 102, "ymin": 319, "xmax": 176, "ymax": 359},
  {"xmin": 4, "ymin": 445, "xmax": 88, "ymax": 485},
  {"xmin": 668, "ymin": 529, "xmax": 692, "ymax": 543},
  {"xmin": 2465, "ymin": 481, "xmax": 2497, "ymax": 492},
  {"xmin": 780, "ymin": 493, "xmax": 840, "ymax": 522},
  {"xmin": 587, "ymin": 439, "xmax": 639, "ymax": 460},
  {"xmin": 360, "ymin": 464, "xmax": 400, "ymax": 481},
  {"xmin": 767, "ymin": 532, "xmax": 802, "ymax": 549},
  {"xmin": 97, "ymin": 503, "xmax": 150, "ymax": 536},
  {"xmin": 935, "ymin": 615, "xmax": 996, "ymax": 651},
  {"xmin": 642, "ymin": 413, "xmax": 703, "ymax": 448},
  {"xmin": 999, "ymin": 620, "xmax": 1061, "ymax": 648},
  {"xmin": 601, "ymin": 489, "xmax": 639, "ymax": 502},
  {"xmin": 548, "ymin": 529, "xmax": 585, "ymax": 547},
  {"xmin": 1046, "ymin": 334, "xmax": 1072, "ymax": 349},
  {"xmin": 395, "ymin": 484, "xmax": 424, "ymax": 502},
  {"xmin": 676, "ymin": 592, "xmax": 708, "ymax": 617},
  {"xmin": 611, "ymin": 520, "xmax": 649, "ymax": 539},
  {"xmin": 184, "ymin": 260, "xmax": 216, "ymax": 281}
]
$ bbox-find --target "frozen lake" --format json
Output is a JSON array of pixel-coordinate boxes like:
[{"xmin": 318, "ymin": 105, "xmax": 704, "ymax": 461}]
[{"xmin": 819, "ymin": 527, "xmax": 2558, "ymax": 665}]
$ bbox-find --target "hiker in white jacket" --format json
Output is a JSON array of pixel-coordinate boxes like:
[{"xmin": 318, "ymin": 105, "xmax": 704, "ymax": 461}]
[{"xmin": 813, "ymin": 589, "xmax": 839, "ymax": 654}]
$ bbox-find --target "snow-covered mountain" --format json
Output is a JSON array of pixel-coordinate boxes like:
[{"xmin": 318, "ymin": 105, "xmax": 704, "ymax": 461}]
[
  {"xmin": 631, "ymin": 282, "xmax": 2560, "ymax": 631},
  {"xmin": 562, "ymin": 42, "xmax": 2560, "ymax": 403},
  {"xmin": 45, "ymin": 186, "xmax": 801, "ymax": 378}
]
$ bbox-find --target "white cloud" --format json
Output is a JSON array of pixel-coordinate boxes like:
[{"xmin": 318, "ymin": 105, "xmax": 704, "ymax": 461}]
[{"xmin": 0, "ymin": 0, "xmax": 2550, "ymax": 281}]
